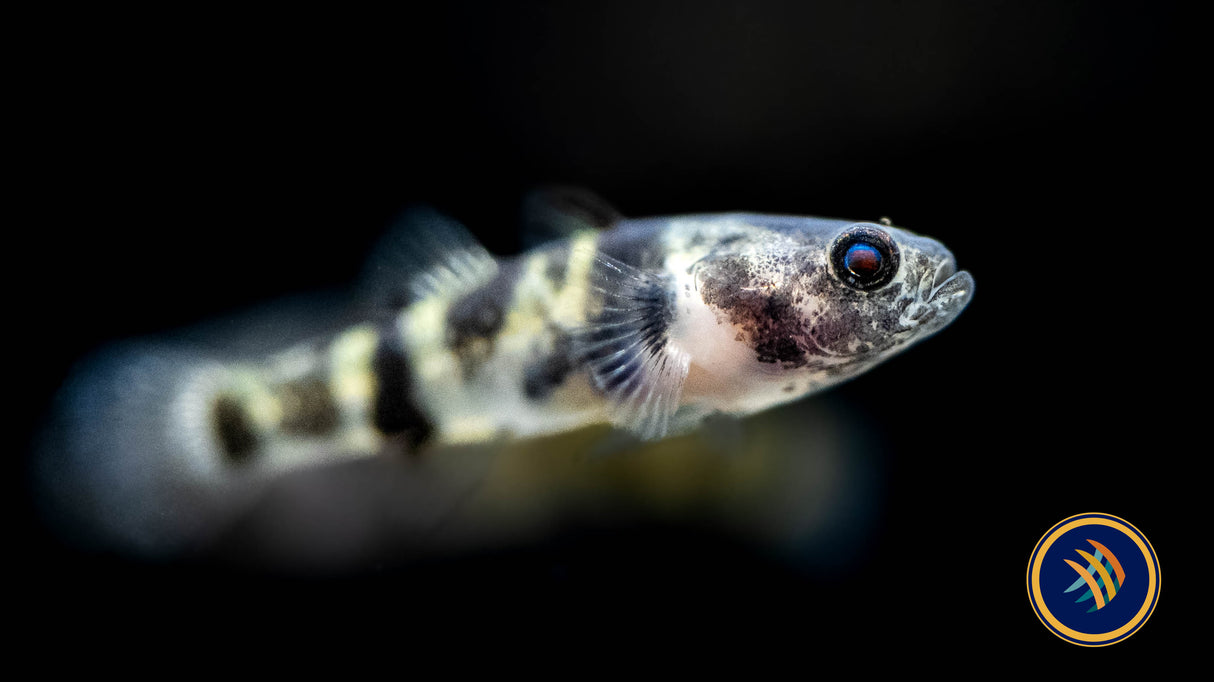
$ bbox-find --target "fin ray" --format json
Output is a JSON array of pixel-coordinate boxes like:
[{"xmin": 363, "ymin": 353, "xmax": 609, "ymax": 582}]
[
  {"xmin": 522, "ymin": 186, "xmax": 623, "ymax": 248},
  {"xmin": 573, "ymin": 251, "xmax": 688, "ymax": 440},
  {"xmin": 359, "ymin": 206, "xmax": 497, "ymax": 312}
]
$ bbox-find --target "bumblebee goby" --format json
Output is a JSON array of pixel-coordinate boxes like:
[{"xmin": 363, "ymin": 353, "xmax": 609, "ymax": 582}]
[
  {"xmin": 35, "ymin": 190, "xmax": 972, "ymax": 552},
  {"xmin": 364, "ymin": 196, "xmax": 973, "ymax": 445}
]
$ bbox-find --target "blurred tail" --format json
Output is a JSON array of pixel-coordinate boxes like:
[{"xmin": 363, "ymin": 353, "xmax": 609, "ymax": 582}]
[{"xmin": 33, "ymin": 342, "xmax": 315, "ymax": 557}]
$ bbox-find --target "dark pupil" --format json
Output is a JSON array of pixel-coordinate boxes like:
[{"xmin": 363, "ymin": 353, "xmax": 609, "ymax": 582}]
[{"xmin": 844, "ymin": 242, "xmax": 882, "ymax": 278}]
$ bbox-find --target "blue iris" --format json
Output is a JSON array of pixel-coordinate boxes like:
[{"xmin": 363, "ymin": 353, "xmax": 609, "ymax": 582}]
[{"xmin": 844, "ymin": 242, "xmax": 882, "ymax": 277}]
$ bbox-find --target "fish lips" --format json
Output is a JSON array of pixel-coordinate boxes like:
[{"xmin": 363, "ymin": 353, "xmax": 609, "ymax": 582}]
[{"xmin": 928, "ymin": 263, "xmax": 975, "ymax": 314}]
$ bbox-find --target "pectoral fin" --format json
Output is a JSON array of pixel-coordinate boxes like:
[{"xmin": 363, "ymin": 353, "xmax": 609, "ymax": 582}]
[{"xmin": 574, "ymin": 252, "xmax": 688, "ymax": 440}]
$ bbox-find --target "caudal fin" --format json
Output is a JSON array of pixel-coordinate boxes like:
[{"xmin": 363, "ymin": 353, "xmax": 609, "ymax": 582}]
[{"xmin": 32, "ymin": 343, "xmax": 269, "ymax": 557}]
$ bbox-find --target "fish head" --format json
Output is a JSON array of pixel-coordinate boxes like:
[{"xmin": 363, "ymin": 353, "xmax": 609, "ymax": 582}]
[{"xmin": 687, "ymin": 217, "xmax": 973, "ymax": 394}]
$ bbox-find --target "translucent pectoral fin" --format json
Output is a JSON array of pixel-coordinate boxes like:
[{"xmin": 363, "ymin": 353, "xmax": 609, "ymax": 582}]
[{"xmin": 574, "ymin": 252, "xmax": 688, "ymax": 441}]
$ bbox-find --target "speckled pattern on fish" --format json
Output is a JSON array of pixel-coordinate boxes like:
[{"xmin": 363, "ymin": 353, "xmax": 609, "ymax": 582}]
[{"xmin": 36, "ymin": 190, "xmax": 974, "ymax": 551}]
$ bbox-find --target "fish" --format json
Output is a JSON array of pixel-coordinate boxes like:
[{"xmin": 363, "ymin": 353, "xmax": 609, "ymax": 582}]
[{"xmin": 32, "ymin": 188, "xmax": 973, "ymax": 555}]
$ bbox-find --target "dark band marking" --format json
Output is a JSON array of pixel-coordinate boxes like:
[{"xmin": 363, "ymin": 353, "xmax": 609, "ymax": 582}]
[
  {"xmin": 523, "ymin": 331, "xmax": 575, "ymax": 401},
  {"xmin": 212, "ymin": 395, "xmax": 258, "ymax": 462},
  {"xmin": 278, "ymin": 377, "xmax": 339, "ymax": 435},
  {"xmin": 543, "ymin": 241, "xmax": 571, "ymax": 288},
  {"xmin": 751, "ymin": 291, "xmax": 807, "ymax": 366},
  {"xmin": 446, "ymin": 259, "xmax": 522, "ymax": 352},
  {"xmin": 372, "ymin": 323, "xmax": 433, "ymax": 446},
  {"xmin": 699, "ymin": 255, "xmax": 810, "ymax": 369}
]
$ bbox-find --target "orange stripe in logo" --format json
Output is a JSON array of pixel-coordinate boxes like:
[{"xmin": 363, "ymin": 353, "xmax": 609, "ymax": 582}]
[
  {"xmin": 1088, "ymin": 539, "xmax": 1125, "ymax": 586},
  {"xmin": 1065, "ymin": 559, "xmax": 1106, "ymax": 609}
]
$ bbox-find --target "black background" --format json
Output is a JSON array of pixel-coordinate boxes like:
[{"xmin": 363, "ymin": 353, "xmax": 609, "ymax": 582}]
[{"xmin": 16, "ymin": 1, "xmax": 1194, "ymax": 667}]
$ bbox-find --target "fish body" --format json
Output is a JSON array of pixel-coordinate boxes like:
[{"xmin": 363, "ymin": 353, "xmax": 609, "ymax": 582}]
[
  {"xmin": 207, "ymin": 200, "xmax": 973, "ymax": 456},
  {"xmin": 35, "ymin": 190, "xmax": 973, "ymax": 553}
]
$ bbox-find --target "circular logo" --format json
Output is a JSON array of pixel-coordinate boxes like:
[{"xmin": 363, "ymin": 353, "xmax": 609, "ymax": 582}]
[{"xmin": 1026, "ymin": 513, "xmax": 1160, "ymax": 646}]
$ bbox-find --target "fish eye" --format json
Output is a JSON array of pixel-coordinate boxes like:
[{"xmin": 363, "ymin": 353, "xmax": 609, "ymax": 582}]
[{"xmin": 830, "ymin": 225, "xmax": 900, "ymax": 291}]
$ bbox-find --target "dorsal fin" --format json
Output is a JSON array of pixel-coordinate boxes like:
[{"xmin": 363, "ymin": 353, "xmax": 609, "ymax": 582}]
[
  {"xmin": 359, "ymin": 206, "xmax": 497, "ymax": 312},
  {"xmin": 573, "ymin": 252, "xmax": 689, "ymax": 440},
  {"xmin": 521, "ymin": 186, "xmax": 624, "ymax": 248}
]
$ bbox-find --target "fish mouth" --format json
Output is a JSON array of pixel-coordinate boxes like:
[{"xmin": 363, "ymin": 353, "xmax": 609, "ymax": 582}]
[
  {"xmin": 932, "ymin": 259, "xmax": 957, "ymax": 291},
  {"xmin": 927, "ymin": 264, "xmax": 975, "ymax": 310},
  {"xmin": 898, "ymin": 260, "xmax": 974, "ymax": 332}
]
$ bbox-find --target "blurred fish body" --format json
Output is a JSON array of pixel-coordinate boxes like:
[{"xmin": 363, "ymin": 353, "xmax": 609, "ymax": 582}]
[{"xmin": 34, "ymin": 189, "xmax": 972, "ymax": 555}]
